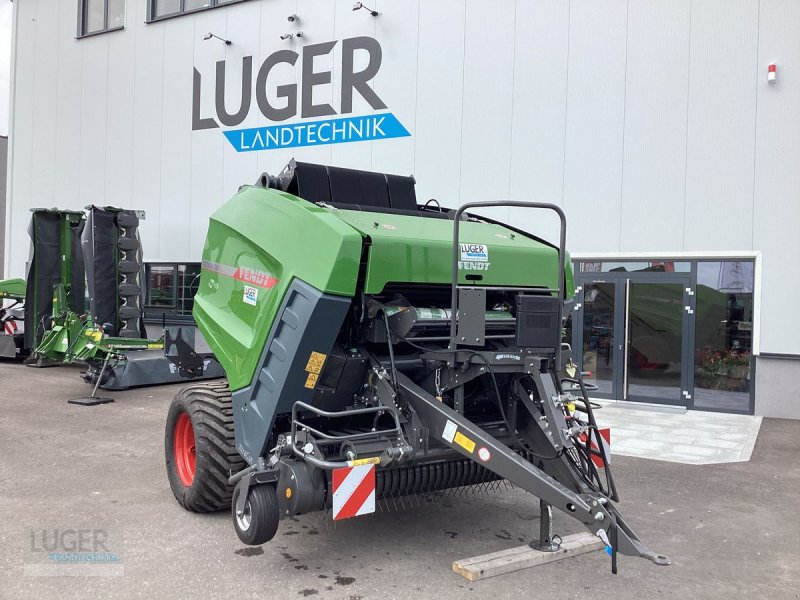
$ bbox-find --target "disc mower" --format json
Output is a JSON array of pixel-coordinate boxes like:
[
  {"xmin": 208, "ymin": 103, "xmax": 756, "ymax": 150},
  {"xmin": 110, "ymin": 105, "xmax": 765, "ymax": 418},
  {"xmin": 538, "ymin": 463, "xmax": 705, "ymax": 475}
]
[{"xmin": 165, "ymin": 160, "xmax": 669, "ymax": 571}]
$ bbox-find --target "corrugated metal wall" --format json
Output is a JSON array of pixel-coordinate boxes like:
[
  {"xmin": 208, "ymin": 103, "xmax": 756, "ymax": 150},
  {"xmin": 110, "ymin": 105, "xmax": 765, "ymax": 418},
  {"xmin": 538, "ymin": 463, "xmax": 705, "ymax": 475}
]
[{"xmin": 6, "ymin": 0, "xmax": 800, "ymax": 354}]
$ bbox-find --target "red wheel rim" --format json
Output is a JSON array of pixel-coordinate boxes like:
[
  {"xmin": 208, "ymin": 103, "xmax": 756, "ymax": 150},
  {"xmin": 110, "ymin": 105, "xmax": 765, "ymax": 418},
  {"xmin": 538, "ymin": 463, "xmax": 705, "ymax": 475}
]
[{"xmin": 173, "ymin": 412, "xmax": 196, "ymax": 487}]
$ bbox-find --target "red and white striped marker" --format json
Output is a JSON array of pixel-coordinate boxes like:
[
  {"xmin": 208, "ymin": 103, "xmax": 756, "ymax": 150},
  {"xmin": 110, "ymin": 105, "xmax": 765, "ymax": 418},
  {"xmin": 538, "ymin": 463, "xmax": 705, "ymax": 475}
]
[
  {"xmin": 3, "ymin": 320, "xmax": 16, "ymax": 336},
  {"xmin": 590, "ymin": 428, "xmax": 611, "ymax": 468},
  {"xmin": 332, "ymin": 464, "xmax": 376, "ymax": 520}
]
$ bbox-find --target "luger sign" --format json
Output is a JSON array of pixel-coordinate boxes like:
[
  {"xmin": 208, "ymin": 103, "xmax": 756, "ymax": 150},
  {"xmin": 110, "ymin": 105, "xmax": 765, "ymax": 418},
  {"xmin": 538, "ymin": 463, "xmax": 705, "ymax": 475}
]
[{"xmin": 192, "ymin": 36, "xmax": 411, "ymax": 152}]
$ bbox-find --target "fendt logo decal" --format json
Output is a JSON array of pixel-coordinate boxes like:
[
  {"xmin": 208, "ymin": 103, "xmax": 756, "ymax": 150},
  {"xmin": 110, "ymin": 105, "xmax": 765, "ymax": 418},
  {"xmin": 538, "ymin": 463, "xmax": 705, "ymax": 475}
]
[
  {"xmin": 201, "ymin": 260, "xmax": 278, "ymax": 290},
  {"xmin": 192, "ymin": 36, "xmax": 410, "ymax": 152}
]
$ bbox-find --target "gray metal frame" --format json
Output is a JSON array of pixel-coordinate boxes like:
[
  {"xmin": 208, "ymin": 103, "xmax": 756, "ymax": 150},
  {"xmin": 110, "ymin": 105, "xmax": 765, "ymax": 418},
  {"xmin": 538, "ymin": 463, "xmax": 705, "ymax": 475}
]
[
  {"xmin": 572, "ymin": 277, "xmax": 619, "ymax": 400},
  {"xmin": 573, "ymin": 260, "xmax": 756, "ymax": 414},
  {"xmin": 77, "ymin": 0, "xmax": 125, "ymax": 38},
  {"xmin": 573, "ymin": 271, "xmax": 692, "ymax": 406},
  {"xmin": 395, "ymin": 370, "xmax": 669, "ymax": 566},
  {"xmin": 146, "ymin": 0, "xmax": 251, "ymax": 23},
  {"xmin": 449, "ymin": 201, "xmax": 567, "ymax": 369}
]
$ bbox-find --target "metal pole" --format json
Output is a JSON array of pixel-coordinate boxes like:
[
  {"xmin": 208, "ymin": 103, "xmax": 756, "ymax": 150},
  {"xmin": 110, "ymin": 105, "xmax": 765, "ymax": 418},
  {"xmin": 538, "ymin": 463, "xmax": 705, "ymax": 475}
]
[{"xmin": 90, "ymin": 353, "xmax": 112, "ymax": 398}]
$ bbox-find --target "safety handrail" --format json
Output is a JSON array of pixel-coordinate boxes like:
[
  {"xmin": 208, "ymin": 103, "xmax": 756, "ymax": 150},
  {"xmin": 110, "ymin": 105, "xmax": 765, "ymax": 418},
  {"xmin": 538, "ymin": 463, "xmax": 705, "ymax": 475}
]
[
  {"xmin": 290, "ymin": 400, "xmax": 404, "ymax": 444},
  {"xmin": 449, "ymin": 201, "xmax": 567, "ymax": 369}
]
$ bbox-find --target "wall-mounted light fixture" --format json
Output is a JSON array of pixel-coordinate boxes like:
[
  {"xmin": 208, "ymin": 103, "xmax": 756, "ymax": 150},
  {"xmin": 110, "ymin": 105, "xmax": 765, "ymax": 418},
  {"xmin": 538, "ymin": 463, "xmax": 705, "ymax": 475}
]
[
  {"xmin": 203, "ymin": 32, "xmax": 231, "ymax": 45},
  {"xmin": 352, "ymin": 2, "xmax": 379, "ymax": 16}
]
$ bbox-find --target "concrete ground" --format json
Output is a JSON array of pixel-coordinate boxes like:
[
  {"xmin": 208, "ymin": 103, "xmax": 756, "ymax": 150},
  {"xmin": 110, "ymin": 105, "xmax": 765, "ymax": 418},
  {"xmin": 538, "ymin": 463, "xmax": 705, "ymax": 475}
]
[
  {"xmin": 594, "ymin": 401, "xmax": 763, "ymax": 465},
  {"xmin": 0, "ymin": 361, "xmax": 798, "ymax": 599}
]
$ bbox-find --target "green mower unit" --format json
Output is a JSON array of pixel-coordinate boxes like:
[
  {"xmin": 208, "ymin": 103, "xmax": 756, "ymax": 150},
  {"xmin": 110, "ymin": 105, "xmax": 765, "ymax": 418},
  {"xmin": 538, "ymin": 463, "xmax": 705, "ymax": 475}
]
[
  {"xmin": 31, "ymin": 284, "xmax": 225, "ymax": 390},
  {"xmin": 33, "ymin": 283, "xmax": 163, "ymax": 374},
  {"xmin": 23, "ymin": 205, "xmax": 226, "ymax": 391},
  {"xmin": 165, "ymin": 161, "xmax": 669, "ymax": 572}
]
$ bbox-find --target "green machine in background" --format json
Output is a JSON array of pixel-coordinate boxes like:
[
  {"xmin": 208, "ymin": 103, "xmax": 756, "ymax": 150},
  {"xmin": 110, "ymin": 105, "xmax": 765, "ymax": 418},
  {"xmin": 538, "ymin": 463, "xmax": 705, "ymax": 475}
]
[
  {"xmin": 25, "ymin": 206, "xmax": 225, "ymax": 393},
  {"xmin": 24, "ymin": 209, "xmax": 86, "ymax": 353},
  {"xmin": 0, "ymin": 277, "xmax": 26, "ymax": 358},
  {"xmin": 32, "ymin": 282, "xmax": 166, "ymax": 404},
  {"xmin": 34, "ymin": 283, "xmax": 162, "ymax": 367}
]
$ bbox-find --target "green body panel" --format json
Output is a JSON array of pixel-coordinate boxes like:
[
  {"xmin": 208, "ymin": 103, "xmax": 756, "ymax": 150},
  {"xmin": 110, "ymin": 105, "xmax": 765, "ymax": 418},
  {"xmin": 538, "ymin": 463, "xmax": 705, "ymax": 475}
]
[
  {"xmin": 333, "ymin": 210, "xmax": 574, "ymax": 296},
  {"xmin": 196, "ymin": 186, "xmax": 575, "ymax": 392},
  {"xmin": 0, "ymin": 278, "xmax": 26, "ymax": 300},
  {"xmin": 194, "ymin": 186, "xmax": 363, "ymax": 391}
]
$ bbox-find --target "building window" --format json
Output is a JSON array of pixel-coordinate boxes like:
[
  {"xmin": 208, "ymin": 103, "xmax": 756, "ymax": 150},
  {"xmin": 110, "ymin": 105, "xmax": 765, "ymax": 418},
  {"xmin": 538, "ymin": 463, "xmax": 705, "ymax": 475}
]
[
  {"xmin": 579, "ymin": 260, "xmax": 691, "ymax": 273},
  {"xmin": 177, "ymin": 263, "xmax": 202, "ymax": 316},
  {"xmin": 148, "ymin": 0, "xmax": 242, "ymax": 21},
  {"xmin": 146, "ymin": 265, "xmax": 177, "ymax": 308},
  {"xmin": 693, "ymin": 261, "xmax": 755, "ymax": 413},
  {"xmin": 78, "ymin": 0, "xmax": 125, "ymax": 37}
]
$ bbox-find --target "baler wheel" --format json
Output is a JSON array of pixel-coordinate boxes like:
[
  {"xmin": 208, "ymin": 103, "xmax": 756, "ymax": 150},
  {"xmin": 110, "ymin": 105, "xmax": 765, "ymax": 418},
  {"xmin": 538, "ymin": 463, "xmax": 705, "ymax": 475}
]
[
  {"xmin": 165, "ymin": 381, "xmax": 246, "ymax": 512},
  {"xmin": 231, "ymin": 483, "xmax": 280, "ymax": 545}
]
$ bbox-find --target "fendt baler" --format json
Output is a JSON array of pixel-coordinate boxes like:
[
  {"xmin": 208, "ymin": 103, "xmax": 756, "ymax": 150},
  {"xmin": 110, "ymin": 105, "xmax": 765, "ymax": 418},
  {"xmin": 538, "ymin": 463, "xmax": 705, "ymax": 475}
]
[{"xmin": 165, "ymin": 160, "xmax": 669, "ymax": 571}]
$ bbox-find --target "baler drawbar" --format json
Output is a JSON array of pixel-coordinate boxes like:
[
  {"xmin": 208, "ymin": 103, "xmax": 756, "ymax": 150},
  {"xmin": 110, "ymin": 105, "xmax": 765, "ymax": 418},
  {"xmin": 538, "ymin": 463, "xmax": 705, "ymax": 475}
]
[{"xmin": 164, "ymin": 160, "xmax": 670, "ymax": 572}]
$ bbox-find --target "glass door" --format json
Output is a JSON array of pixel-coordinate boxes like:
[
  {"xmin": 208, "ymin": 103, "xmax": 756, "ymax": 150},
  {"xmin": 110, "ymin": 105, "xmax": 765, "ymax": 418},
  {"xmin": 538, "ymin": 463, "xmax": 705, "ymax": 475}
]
[
  {"xmin": 574, "ymin": 280, "xmax": 621, "ymax": 399},
  {"xmin": 624, "ymin": 276, "xmax": 691, "ymax": 405},
  {"xmin": 573, "ymin": 273, "xmax": 693, "ymax": 406}
]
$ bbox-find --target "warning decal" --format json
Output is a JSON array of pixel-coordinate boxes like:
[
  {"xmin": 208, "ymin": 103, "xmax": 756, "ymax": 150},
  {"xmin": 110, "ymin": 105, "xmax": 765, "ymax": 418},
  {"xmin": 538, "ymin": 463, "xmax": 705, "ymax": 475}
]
[
  {"xmin": 453, "ymin": 431, "xmax": 476, "ymax": 454},
  {"xmin": 303, "ymin": 351, "xmax": 327, "ymax": 390},
  {"xmin": 332, "ymin": 464, "xmax": 376, "ymax": 520},
  {"xmin": 304, "ymin": 372, "xmax": 319, "ymax": 390},
  {"xmin": 305, "ymin": 351, "xmax": 327, "ymax": 374}
]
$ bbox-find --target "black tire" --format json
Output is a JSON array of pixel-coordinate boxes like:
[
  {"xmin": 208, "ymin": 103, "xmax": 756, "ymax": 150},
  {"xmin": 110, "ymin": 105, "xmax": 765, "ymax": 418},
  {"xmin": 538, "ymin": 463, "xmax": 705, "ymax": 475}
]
[
  {"xmin": 165, "ymin": 380, "xmax": 246, "ymax": 512},
  {"xmin": 231, "ymin": 483, "xmax": 280, "ymax": 545}
]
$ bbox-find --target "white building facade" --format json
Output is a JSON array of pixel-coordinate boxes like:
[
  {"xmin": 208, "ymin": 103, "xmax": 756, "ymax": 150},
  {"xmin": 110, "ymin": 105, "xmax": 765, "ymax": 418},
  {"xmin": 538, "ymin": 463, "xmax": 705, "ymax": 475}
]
[{"xmin": 5, "ymin": 0, "xmax": 800, "ymax": 417}]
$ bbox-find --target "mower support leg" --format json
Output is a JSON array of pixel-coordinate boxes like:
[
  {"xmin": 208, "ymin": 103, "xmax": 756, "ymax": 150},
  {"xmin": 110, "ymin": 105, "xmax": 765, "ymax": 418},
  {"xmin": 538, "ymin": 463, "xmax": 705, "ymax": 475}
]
[{"xmin": 67, "ymin": 353, "xmax": 115, "ymax": 406}]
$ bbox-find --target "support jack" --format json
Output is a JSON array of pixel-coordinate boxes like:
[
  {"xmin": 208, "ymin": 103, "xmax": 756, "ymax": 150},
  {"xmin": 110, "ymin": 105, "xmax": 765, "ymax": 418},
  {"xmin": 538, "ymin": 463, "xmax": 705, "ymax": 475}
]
[
  {"xmin": 69, "ymin": 354, "xmax": 114, "ymax": 406},
  {"xmin": 530, "ymin": 499, "xmax": 561, "ymax": 552}
]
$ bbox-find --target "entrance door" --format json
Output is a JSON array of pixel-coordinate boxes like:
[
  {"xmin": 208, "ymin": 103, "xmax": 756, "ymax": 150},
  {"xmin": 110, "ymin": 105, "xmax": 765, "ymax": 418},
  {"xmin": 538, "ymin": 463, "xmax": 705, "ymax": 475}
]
[
  {"xmin": 624, "ymin": 276, "xmax": 691, "ymax": 405},
  {"xmin": 574, "ymin": 280, "xmax": 622, "ymax": 399},
  {"xmin": 573, "ymin": 273, "xmax": 693, "ymax": 406}
]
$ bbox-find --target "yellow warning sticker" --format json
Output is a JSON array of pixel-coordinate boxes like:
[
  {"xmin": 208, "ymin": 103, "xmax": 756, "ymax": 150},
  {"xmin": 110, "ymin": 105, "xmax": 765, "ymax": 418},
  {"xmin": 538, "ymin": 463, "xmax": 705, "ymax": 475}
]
[
  {"xmin": 304, "ymin": 372, "xmax": 319, "ymax": 389},
  {"xmin": 453, "ymin": 431, "xmax": 476, "ymax": 454},
  {"xmin": 348, "ymin": 456, "xmax": 381, "ymax": 467},
  {"xmin": 305, "ymin": 351, "xmax": 327, "ymax": 374}
]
